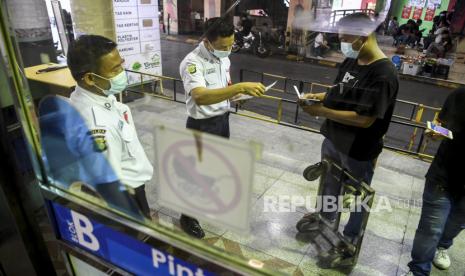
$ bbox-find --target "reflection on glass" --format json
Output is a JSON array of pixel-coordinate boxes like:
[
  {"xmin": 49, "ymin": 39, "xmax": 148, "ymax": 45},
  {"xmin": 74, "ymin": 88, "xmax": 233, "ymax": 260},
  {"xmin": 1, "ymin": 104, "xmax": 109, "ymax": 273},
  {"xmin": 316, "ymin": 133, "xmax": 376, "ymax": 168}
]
[{"xmin": 38, "ymin": 95, "xmax": 144, "ymax": 220}]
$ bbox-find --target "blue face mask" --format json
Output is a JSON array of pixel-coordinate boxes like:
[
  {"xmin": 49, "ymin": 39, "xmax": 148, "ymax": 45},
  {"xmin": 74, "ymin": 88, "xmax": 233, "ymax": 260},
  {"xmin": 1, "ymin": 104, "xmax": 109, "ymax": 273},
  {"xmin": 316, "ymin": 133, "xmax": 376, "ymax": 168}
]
[
  {"xmin": 340, "ymin": 42, "xmax": 360, "ymax": 59},
  {"xmin": 93, "ymin": 71, "xmax": 128, "ymax": 96}
]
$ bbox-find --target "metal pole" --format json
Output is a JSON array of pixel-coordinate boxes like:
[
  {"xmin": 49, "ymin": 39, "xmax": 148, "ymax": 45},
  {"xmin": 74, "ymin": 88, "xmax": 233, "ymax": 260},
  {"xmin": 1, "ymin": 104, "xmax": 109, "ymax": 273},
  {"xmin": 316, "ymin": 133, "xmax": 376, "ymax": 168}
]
[{"xmin": 173, "ymin": 79, "xmax": 177, "ymax": 102}]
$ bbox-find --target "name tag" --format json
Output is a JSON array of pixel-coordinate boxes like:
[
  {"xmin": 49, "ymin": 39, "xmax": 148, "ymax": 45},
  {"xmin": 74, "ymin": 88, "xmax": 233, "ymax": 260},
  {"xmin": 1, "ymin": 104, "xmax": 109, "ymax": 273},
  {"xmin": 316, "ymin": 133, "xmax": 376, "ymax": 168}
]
[{"xmin": 206, "ymin": 68, "xmax": 216, "ymax": 75}]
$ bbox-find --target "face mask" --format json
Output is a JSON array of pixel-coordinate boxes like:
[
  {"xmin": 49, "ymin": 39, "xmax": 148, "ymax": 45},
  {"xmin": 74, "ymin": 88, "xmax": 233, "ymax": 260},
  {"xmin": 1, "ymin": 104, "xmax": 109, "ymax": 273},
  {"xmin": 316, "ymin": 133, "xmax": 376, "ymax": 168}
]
[
  {"xmin": 208, "ymin": 41, "xmax": 231, "ymax": 59},
  {"xmin": 340, "ymin": 42, "xmax": 360, "ymax": 59},
  {"xmin": 93, "ymin": 70, "xmax": 128, "ymax": 96}
]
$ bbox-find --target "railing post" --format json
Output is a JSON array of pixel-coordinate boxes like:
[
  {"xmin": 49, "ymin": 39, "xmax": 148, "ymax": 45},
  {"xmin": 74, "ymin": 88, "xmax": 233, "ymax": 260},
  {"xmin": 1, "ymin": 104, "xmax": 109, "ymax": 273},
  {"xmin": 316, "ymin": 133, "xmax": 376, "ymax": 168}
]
[
  {"xmin": 173, "ymin": 79, "xmax": 177, "ymax": 102},
  {"xmin": 409, "ymin": 105, "xmax": 417, "ymax": 121},
  {"xmin": 283, "ymin": 78, "xmax": 288, "ymax": 94},
  {"xmin": 277, "ymin": 99, "xmax": 283, "ymax": 123},
  {"xmin": 416, "ymin": 129, "xmax": 425, "ymax": 154},
  {"xmin": 239, "ymin": 69, "xmax": 243, "ymax": 82},
  {"xmin": 294, "ymin": 102, "xmax": 299, "ymax": 124}
]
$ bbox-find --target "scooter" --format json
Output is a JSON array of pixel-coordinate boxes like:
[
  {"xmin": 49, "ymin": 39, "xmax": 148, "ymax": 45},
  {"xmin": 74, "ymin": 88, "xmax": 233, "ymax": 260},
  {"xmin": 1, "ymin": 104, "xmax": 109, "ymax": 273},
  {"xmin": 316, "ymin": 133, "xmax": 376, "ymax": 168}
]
[{"xmin": 232, "ymin": 29, "xmax": 270, "ymax": 58}]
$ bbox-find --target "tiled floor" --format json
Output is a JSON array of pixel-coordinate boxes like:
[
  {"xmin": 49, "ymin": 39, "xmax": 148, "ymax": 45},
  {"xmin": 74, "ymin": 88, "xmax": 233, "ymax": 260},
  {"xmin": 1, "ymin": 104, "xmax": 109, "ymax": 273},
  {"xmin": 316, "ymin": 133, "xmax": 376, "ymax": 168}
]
[{"xmin": 129, "ymin": 95, "xmax": 465, "ymax": 276}]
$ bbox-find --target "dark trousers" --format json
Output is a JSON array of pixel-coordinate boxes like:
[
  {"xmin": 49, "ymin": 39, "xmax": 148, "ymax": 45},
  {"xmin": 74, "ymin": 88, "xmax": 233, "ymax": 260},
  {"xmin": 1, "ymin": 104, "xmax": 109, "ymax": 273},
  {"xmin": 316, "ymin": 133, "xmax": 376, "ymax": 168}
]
[
  {"xmin": 186, "ymin": 112, "xmax": 230, "ymax": 138},
  {"xmin": 182, "ymin": 113, "xmax": 230, "ymax": 222},
  {"xmin": 95, "ymin": 182, "xmax": 150, "ymax": 219},
  {"xmin": 408, "ymin": 180, "xmax": 465, "ymax": 276},
  {"xmin": 134, "ymin": 184, "xmax": 151, "ymax": 218},
  {"xmin": 319, "ymin": 138, "xmax": 376, "ymax": 238}
]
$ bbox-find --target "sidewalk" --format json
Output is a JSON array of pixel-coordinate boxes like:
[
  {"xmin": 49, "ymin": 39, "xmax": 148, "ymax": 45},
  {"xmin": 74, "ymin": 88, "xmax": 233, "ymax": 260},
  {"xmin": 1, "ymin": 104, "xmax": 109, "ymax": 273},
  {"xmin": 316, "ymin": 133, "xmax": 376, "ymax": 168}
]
[
  {"xmin": 128, "ymin": 93, "xmax": 465, "ymax": 276},
  {"xmin": 161, "ymin": 33, "xmax": 465, "ymax": 89}
]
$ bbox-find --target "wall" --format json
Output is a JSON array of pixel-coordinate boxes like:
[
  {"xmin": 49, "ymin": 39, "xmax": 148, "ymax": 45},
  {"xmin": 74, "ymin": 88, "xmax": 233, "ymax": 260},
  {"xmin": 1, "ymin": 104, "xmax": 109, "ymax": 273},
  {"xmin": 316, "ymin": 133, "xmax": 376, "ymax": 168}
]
[
  {"xmin": 204, "ymin": 0, "xmax": 221, "ymax": 20},
  {"xmin": 392, "ymin": 0, "xmax": 451, "ymax": 36},
  {"xmin": 70, "ymin": 0, "xmax": 116, "ymax": 39}
]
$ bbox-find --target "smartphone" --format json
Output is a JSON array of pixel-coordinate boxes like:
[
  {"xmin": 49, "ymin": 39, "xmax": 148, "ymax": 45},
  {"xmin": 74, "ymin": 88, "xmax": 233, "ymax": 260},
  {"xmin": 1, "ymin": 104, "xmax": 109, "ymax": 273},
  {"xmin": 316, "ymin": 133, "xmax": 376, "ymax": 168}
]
[{"xmin": 427, "ymin": 121, "xmax": 453, "ymax": 139}]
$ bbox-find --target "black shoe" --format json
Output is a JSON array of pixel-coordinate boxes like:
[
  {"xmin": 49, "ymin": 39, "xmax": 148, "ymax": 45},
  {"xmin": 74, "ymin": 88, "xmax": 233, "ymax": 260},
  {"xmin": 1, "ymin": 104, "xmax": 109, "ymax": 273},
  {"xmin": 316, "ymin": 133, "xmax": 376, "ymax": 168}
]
[
  {"xmin": 303, "ymin": 162, "xmax": 325, "ymax": 181},
  {"xmin": 296, "ymin": 212, "xmax": 321, "ymax": 233},
  {"xmin": 319, "ymin": 243, "xmax": 356, "ymax": 268},
  {"xmin": 180, "ymin": 215, "xmax": 205, "ymax": 239}
]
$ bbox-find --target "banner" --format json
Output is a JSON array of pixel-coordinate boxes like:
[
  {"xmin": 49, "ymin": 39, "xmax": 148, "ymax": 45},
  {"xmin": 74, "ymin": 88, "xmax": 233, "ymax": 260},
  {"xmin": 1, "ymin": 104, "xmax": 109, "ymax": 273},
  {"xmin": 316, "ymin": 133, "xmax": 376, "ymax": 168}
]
[
  {"xmin": 51, "ymin": 202, "xmax": 215, "ymax": 275},
  {"xmin": 413, "ymin": 7, "xmax": 423, "ymax": 20},
  {"xmin": 424, "ymin": 6, "xmax": 436, "ymax": 21},
  {"xmin": 402, "ymin": 6, "xmax": 413, "ymax": 19},
  {"xmin": 113, "ymin": 0, "xmax": 162, "ymax": 84}
]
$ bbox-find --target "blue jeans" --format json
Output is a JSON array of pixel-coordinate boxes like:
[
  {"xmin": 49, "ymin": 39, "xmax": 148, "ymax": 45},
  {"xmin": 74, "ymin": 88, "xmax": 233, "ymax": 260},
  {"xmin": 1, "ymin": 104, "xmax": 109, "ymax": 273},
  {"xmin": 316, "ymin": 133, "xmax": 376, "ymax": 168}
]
[
  {"xmin": 319, "ymin": 138, "xmax": 376, "ymax": 239},
  {"xmin": 408, "ymin": 180, "xmax": 465, "ymax": 276}
]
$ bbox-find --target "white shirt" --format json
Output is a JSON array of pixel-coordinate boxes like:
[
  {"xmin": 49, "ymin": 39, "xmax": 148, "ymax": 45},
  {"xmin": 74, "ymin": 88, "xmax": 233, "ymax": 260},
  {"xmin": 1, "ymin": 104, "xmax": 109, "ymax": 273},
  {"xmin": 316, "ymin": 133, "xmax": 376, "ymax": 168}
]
[
  {"xmin": 315, "ymin": 33, "xmax": 324, "ymax": 48},
  {"xmin": 179, "ymin": 42, "xmax": 231, "ymax": 119},
  {"xmin": 69, "ymin": 86, "xmax": 153, "ymax": 188}
]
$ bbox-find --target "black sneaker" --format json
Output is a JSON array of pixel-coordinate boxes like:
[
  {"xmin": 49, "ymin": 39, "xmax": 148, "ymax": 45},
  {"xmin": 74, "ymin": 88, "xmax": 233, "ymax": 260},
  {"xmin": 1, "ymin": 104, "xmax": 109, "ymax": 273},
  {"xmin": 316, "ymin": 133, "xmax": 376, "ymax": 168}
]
[
  {"xmin": 180, "ymin": 215, "xmax": 205, "ymax": 239},
  {"xmin": 303, "ymin": 162, "xmax": 325, "ymax": 181},
  {"xmin": 296, "ymin": 212, "xmax": 321, "ymax": 233},
  {"xmin": 319, "ymin": 243, "xmax": 356, "ymax": 268}
]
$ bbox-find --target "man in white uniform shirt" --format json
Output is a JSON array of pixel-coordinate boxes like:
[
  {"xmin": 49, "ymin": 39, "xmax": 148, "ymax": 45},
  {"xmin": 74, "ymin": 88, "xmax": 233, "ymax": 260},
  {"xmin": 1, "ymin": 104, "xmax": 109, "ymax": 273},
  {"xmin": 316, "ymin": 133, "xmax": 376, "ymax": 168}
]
[
  {"xmin": 67, "ymin": 35, "xmax": 153, "ymax": 218},
  {"xmin": 179, "ymin": 18, "xmax": 266, "ymax": 238}
]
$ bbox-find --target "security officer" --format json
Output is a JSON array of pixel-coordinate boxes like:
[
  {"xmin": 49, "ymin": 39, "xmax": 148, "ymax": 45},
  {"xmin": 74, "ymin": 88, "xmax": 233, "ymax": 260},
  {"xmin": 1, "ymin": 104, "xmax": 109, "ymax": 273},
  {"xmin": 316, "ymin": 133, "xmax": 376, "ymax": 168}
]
[
  {"xmin": 179, "ymin": 17, "xmax": 266, "ymax": 238},
  {"xmin": 67, "ymin": 35, "xmax": 153, "ymax": 218}
]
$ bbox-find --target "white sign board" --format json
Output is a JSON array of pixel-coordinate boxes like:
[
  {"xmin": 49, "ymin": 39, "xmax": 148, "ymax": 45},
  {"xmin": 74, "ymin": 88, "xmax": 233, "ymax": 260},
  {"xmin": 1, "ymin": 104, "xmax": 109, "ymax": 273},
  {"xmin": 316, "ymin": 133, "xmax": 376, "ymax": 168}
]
[
  {"xmin": 112, "ymin": 0, "xmax": 162, "ymax": 84},
  {"xmin": 154, "ymin": 126, "xmax": 257, "ymax": 233}
]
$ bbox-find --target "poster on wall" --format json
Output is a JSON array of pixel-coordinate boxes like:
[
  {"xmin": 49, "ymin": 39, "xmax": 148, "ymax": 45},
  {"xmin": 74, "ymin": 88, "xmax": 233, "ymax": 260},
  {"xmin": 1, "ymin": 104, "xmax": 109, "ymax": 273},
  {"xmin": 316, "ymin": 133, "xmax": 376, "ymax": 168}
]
[
  {"xmin": 402, "ymin": 5, "xmax": 413, "ymax": 19},
  {"xmin": 413, "ymin": 7, "xmax": 423, "ymax": 19},
  {"xmin": 424, "ymin": 6, "xmax": 436, "ymax": 21},
  {"xmin": 409, "ymin": 0, "xmax": 426, "ymax": 7},
  {"xmin": 113, "ymin": 0, "xmax": 162, "ymax": 84}
]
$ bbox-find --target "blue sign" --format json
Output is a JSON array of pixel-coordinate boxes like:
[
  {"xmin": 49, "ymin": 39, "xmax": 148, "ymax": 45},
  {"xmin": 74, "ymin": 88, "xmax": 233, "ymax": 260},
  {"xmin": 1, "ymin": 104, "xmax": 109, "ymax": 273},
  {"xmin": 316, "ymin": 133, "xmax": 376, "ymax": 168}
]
[{"xmin": 51, "ymin": 202, "xmax": 215, "ymax": 276}]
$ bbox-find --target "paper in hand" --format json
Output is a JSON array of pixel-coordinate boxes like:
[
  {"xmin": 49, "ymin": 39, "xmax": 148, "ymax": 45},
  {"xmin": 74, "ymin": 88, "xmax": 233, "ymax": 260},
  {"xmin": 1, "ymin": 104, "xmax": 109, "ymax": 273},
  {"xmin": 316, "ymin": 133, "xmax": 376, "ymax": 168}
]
[
  {"xmin": 232, "ymin": 81, "xmax": 278, "ymax": 101},
  {"xmin": 294, "ymin": 85, "xmax": 321, "ymax": 105}
]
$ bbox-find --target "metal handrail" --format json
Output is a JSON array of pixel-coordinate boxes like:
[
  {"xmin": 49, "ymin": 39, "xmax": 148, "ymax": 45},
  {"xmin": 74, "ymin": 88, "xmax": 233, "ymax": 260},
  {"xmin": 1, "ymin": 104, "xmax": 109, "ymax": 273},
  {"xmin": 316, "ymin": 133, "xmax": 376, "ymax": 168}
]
[{"xmin": 122, "ymin": 69, "xmax": 439, "ymax": 161}]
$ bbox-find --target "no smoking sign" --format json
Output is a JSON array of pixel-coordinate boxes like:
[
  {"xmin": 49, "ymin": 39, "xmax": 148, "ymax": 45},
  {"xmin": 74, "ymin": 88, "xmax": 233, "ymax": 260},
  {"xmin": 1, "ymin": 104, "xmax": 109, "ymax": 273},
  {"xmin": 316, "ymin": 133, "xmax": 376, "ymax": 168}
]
[{"xmin": 154, "ymin": 126, "xmax": 257, "ymax": 233}]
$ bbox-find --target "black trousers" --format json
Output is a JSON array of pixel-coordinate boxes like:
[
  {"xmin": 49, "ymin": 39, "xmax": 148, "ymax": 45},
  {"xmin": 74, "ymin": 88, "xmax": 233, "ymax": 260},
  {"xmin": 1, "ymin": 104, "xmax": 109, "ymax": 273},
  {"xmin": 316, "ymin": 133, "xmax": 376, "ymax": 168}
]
[
  {"xmin": 186, "ymin": 112, "xmax": 230, "ymax": 138},
  {"xmin": 134, "ymin": 184, "xmax": 151, "ymax": 218},
  {"xmin": 182, "ymin": 113, "xmax": 230, "ymax": 222}
]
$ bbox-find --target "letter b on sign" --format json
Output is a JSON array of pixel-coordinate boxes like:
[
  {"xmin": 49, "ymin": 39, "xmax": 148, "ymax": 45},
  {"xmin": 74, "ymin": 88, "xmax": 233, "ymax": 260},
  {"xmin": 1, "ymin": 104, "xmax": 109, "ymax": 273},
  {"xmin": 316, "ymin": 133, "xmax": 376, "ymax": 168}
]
[{"xmin": 71, "ymin": 210, "xmax": 100, "ymax": 251}]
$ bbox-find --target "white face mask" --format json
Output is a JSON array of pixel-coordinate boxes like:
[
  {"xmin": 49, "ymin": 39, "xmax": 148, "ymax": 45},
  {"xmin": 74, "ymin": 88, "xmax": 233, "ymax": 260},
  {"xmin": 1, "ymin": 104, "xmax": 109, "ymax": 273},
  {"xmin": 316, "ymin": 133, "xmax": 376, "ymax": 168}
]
[
  {"xmin": 340, "ymin": 42, "xmax": 360, "ymax": 59},
  {"xmin": 207, "ymin": 40, "xmax": 231, "ymax": 59},
  {"xmin": 212, "ymin": 48, "xmax": 231, "ymax": 59},
  {"xmin": 92, "ymin": 71, "xmax": 128, "ymax": 96}
]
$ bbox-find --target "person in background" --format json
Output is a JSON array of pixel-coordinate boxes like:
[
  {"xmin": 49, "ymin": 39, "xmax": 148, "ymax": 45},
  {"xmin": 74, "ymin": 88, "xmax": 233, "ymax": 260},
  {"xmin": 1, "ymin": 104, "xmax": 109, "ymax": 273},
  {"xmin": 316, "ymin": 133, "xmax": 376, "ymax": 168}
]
[
  {"xmin": 314, "ymin": 32, "xmax": 330, "ymax": 58},
  {"xmin": 413, "ymin": 19, "xmax": 426, "ymax": 47},
  {"xmin": 179, "ymin": 18, "xmax": 265, "ymax": 238},
  {"xmin": 387, "ymin": 16, "xmax": 399, "ymax": 36},
  {"xmin": 403, "ymin": 88, "xmax": 465, "ymax": 276},
  {"xmin": 394, "ymin": 19, "xmax": 415, "ymax": 46},
  {"xmin": 426, "ymin": 30, "xmax": 452, "ymax": 58}
]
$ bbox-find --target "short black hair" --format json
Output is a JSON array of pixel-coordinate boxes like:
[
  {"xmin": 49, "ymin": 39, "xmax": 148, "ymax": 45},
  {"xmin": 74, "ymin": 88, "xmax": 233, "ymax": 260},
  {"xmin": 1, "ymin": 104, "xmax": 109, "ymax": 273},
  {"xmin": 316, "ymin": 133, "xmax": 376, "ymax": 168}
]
[
  {"xmin": 417, "ymin": 19, "xmax": 422, "ymax": 24},
  {"xmin": 393, "ymin": 17, "xmax": 398, "ymax": 21},
  {"xmin": 204, "ymin": 17, "xmax": 234, "ymax": 42},
  {"xmin": 67, "ymin": 35, "xmax": 117, "ymax": 81}
]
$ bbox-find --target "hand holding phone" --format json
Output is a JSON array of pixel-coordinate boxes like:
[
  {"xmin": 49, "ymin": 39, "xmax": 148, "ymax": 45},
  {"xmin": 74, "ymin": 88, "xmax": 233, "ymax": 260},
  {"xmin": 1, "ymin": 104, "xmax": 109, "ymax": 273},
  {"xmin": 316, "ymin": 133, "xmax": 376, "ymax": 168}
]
[{"xmin": 427, "ymin": 121, "xmax": 453, "ymax": 140}]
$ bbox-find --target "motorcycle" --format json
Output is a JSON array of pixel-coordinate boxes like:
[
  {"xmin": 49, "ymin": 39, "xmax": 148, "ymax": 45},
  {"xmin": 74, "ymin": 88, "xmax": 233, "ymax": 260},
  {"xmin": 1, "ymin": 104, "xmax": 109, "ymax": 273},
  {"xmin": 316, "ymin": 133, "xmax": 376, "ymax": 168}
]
[{"xmin": 232, "ymin": 29, "xmax": 270, "ymax": 58}]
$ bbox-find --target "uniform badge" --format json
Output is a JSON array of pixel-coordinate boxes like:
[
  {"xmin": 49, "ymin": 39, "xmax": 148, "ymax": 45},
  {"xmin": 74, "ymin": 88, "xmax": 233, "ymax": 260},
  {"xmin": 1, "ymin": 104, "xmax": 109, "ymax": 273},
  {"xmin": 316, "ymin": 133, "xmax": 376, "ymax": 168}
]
[
  {"xmin": 93, "ymin": 136, "xmax": 107, "ymax": 152},
  {"xmin": 206, "ymin": 68, "xmax": 216, "ymax": 75},
  {"xmin": 187, "ymin": 64, "xmax": 197, "ymax": 74},
  {"xmin": 104, "ymin": 103, "xmax": 111, "ymax": 110}
]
